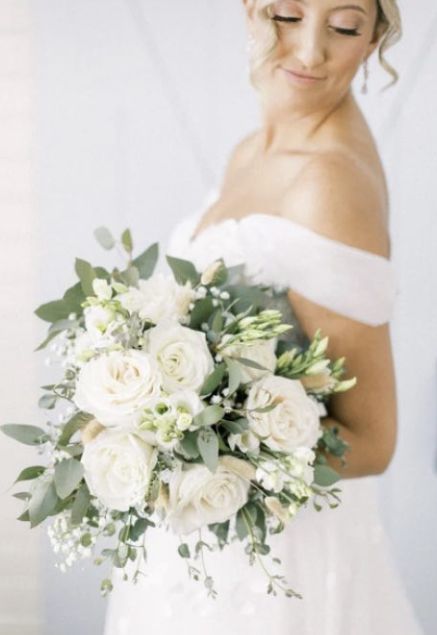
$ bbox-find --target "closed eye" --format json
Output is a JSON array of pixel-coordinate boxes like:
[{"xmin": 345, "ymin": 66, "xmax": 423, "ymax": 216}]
[{"xmin": 271, "ymin": 15, "xmax": 362, "ymax": 37}]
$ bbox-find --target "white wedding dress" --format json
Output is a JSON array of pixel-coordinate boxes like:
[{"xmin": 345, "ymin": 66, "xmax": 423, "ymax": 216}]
[{"xmin": 103, "ymin": 189, "xmax": 424, "ymax": 635}]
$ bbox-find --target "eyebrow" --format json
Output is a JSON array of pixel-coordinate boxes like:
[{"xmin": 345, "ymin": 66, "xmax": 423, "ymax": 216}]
[{"xmin": 290, "ymin": 0, "xmax": 368, "ymax": 15}]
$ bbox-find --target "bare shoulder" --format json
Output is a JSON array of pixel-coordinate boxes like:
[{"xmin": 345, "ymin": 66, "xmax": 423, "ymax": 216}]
[{"xmin": 280, "ymin": 151, "xmax": 391, "ymax": 258}]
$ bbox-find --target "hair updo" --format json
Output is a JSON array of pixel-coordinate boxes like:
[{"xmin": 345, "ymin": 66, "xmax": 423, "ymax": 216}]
[{"xmin": 247, "ymin": 0, "xmax": 402, "ymax": 92}]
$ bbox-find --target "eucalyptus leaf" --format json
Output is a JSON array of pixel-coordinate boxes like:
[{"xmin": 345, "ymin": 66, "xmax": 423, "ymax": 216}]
[
  {"xmin": 208, "ymin": 520, "xmax": 230, "ymax": 548},
  {"xmin": 189, "ymin": 297, "xmax": 214, "ymax": 329},
  {"xmin": 34, "ymin": 299, "xmax": 71, "ymax": 324},
  {"xmin": 58, "ymin": 411, "xmax": 93, "ymax": 446},
  {"xmin": 235, "ymin": 508, "xmax": 249, "ymax": 541},
  {"xmin": 226, "ymin": 285, "xmax": 268, "ymax": 314},
  {"xmin": 94, "ymin": 226, "xmax": 115, "ymax": 250},
  {"xmin": 75, "ymin": 258, "xmax": 97, "ymax": 297},
  {"xmin": 221, "ymin": 418, "xmax": 249, "ymax": 434},
  {"xmin": 29, "ymin": 478, "xmax": 59, "ymax": 528},
  {"xmin": 63, "ymin": 280, "xmax": 87, "ymax": 307},
  {"xmin": 225, "ymin": 358, "xmax": 242, "ymax": 395},
  {"xmin": 122, "ymin": 265, "xmax": 140, "ymax": 287},
  {"xmin": 313, "ymin": 464, "xmax": 341, "ymax": 487},
  {"xmin": 197, "ymin": 428, "xmax": 219, "ymax": 473},
  {"xmin": 54, "ymin": 458, "xmax": 84, "ymax": 499},
  {"xmin": 179, "ymin": 431, "xmax": 200, "ymax": 459},
  {"xmin": 71, "ymin": 482, "xmax": 91, "ymax": 526},
  {"xmin": 199, "ymin": 363, "xmax": 226, "ymax": 396},
  {"xmin": 129, "ymin": 518, "xmax": 151, "ymax": 542},
  {"xmin": 132, "ymin": 243, "xmax": 159, "ymax": 280},
  {"xmin": 1, "ymin": 424, "xmax": 48, "ymax": 446},
  {"xmin": 121, "ymin": 228, "xmax": 133, "ymax": 253},
  {"xmin": 166, "ymin": 255, "xmax": 200, "ymax": 286},
  {"xmin": 210, "ymin": 310, "xmax": 223, "ymax": 334},
  {"xmin": 38, "ymin": 393, "xmax": 57, "ymax": 410},
  {"xmin": 193, "ymin": 405, "xmax": 224, "ymax": 428},
  {"xmin": 178, "ymin": 543, "xmax": 190, "ymax": 558},
  {"xmin": 14, "ymin": 465, "xmax": 46, "ymax": 484}
]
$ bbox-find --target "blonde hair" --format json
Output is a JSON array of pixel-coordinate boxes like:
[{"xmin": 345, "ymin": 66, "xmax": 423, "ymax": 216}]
[{"xmin": 248, "ymin": 0, "xmax": 402, "ymax": 92}]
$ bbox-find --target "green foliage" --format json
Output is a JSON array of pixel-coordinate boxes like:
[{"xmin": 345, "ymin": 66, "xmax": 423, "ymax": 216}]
[
  {"xmin": 75, "ymin": 258, "xmax": 97, "ymax": 297},
  {"xmin": 313, "ymin": 464, "xmax": 341, "ymax": 487},
  {"xmin": 38, "ymin": 393, "xmax": 57, "ymax": 410},
  {"xmin": 178, "ymin": 543, "xmax": 190, "ymax": 558},
  {"xmin": 189, "ymin": 297, "xmax": 214, "ymax": 329},
  {"xmin": 14, "ymin": 466, "xmax": 46, "ymax": 484},
  {"xmin": 220, "ymin": 418, "xmax": 248, "ymax": 435},
  {"xmin": 28, "ymin": 478, "xmax": 59, "ymax": 527},
  {"xmin": 225, "ymin": 285, "xmax": 268, "ymax": 314},
  {"xmin": 225, "ymin": 358, "xmax": 242, "ymax": 395},
  {"xmin": 166, "ymin": 255, "xmax": 200, "ymax": 286},
  {"xmin": 129, "ymin": 517, "xmax": 153, "ymax": 542},
  {"xmin": 208, "ymin": 520, "xmax": 230, "ymax": 548},
  {"xmin": 178, "ymin": 431, "xmax": 200, "ymax": 460},
  {"xmin": 193, "ymin": 405, "xmax": 224, "ymax": 428},
  {"xmin": 58, "ymin": 411, "xmax": 93, "ymax": 446},
  {"xmin": 200, "ymin": 363, "xmax": 226, "ymax": 397},
  {"xmin": 1, "ymin": 424, "xmax": 48, "ymax": 446},
  {"xmin": 132, "ymin": 243, "xmax": 159, "ymax": 280},
  {"xmin": 71, "ymin": 482, "xmax": 91, "ymax": 526},
  {"xmin": 54, "ymin": 458, "xmax": 84, "ymax": 499},
  {"xmin": 197, "ymin": 428, "xmax": 219, "ymax": 473},
  {"xmin": 121, "ymin": 229, "xmax": 133, "ymax": 254},
  {"xmin": 94, "ymin": 226, "xmax": 115, "ymax": 250}
]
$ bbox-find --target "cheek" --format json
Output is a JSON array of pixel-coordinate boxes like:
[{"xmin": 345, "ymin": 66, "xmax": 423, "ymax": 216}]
[{"xmin": 331, "ymin": 39, "xmax": 369, "ymax": 76}]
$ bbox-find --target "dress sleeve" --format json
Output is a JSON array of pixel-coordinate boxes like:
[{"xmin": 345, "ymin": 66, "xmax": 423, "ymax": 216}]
[{"xmin": 239, "ymin": 215, "xmax": 400, "ymax": 327}]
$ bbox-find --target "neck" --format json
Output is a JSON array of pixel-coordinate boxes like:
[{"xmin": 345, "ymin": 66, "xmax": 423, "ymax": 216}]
[{"xmin": 257, "ymin": 88, "xmax": 355, "ymax": 154}]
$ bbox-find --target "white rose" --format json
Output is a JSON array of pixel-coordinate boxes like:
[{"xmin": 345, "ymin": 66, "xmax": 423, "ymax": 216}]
[
  {"xmin": 81, "ymin": 429, "xmax": 157, "ymax": 511},
  {"xmin": 246, "ymin": 375, "xmax": 322, "ymax": 453},
  {"xmin": 117, "ymin": 273, "xmax": 195, "ymax": 323},
  {"xmin": 166, "ymin": 456, "xmax": 255, "ymax": 535},
  {"xmin": 146, "ymin": 322, "xmax": 214, "ymax": 393},
  {"xmin": 74, "ymin": 349, "xmax": 162, "ymax": 427},
  {"xmin": 220, "ymin": 336, "xmax": 277, "ymax": 383}
]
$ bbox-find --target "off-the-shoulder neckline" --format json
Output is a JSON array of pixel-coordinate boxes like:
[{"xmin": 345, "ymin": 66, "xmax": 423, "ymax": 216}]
[{"xmin": 189, "ymin": 189, "xmax": 393, "ymax": 266}]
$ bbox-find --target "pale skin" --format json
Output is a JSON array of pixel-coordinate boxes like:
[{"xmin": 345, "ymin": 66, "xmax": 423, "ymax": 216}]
[{"xmin": 192, "ymin": 0, "xmax": 398, "ymax": 479}]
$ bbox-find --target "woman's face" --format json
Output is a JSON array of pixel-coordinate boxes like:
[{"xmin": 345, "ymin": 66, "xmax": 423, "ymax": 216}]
[{"xmin": 245, "ymin": 0, "xmax": 381, "ymax": 109}]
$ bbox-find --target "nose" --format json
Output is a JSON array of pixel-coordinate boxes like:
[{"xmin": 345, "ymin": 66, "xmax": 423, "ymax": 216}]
[{"xmin": 293, "ymin": 25, "xmax": 327, "ymax": 71}]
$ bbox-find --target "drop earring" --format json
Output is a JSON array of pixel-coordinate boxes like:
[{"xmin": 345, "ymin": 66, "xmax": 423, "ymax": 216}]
[
  {"xmin": 361, "ymin": 58, "xmax": 369, "ymax": 94},
  {"xmin": 246, "ymin": 32, "xmax": 256, "ymax": 55}
]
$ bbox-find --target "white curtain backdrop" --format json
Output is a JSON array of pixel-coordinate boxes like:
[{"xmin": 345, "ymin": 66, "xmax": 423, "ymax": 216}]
[{"xmin": 0, "ymin": 1, "xmax": 435, "ymax": 633}]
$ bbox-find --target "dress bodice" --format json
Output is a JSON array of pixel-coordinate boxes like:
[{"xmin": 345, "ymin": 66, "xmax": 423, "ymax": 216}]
[{"xmin": 166, "ymin": 188, "xmax": 400, "ymax": 329}]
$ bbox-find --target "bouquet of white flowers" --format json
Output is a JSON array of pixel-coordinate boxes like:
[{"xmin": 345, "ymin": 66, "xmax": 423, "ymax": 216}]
[{"xmin": 1, "ymin": 227, "xmax": 356, "ymax": 599}]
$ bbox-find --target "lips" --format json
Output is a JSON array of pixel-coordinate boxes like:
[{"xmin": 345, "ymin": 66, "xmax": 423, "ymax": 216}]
[{"xmin": 284, "ymin": 67, "xmax": 326, "ymax": 80}]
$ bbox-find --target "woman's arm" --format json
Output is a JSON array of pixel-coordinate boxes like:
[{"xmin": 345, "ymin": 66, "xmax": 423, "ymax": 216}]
[{"xmin": 284, "ymin": 155, "xmax": 398, "ymax": 478}]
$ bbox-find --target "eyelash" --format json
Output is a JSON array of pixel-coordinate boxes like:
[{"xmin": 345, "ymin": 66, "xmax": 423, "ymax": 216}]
[{"xmin": 271, "ymin": 15, "xmax": 362, "ymax": 37}]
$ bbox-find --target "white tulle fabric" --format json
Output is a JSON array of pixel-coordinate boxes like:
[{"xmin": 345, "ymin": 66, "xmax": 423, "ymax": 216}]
[{"xmin": 103, "ymin": 191, "xmax": 424, "ymax": 635}]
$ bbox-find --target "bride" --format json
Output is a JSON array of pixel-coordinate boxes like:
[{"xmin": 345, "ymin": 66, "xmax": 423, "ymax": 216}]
[{"xmin": 104, "ymin": 0, "xmax": 424, "ymax": 632}]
